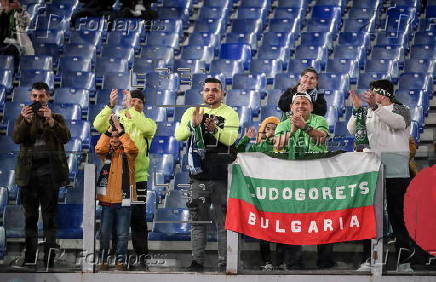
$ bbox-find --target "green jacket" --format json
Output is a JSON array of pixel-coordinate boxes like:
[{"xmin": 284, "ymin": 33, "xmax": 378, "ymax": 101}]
[
  {"xmin": 13, "ymin": 113, "xmax": 71, "ymax": 187},
  {"xmin": 236, "ymin": 136, "xmax": 274, "ymax": 153},
  {"xmin": 93, "ymin": 106, "xmax": 157, "ymax": 182}
]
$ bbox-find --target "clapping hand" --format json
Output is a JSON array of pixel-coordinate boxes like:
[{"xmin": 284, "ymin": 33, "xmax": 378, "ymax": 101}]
[
  {"xmin": 244, "ymin": 127, "xmax": 256, "ymax": 139},
  {"xmin": 191, "ymin": 106, "xmax": 204, "ymax": 127}
]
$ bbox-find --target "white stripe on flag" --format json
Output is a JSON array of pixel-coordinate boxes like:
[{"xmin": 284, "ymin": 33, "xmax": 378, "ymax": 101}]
[{"xmin": 235, "ymin": 152, "xmax": 381, "ymax": 181}]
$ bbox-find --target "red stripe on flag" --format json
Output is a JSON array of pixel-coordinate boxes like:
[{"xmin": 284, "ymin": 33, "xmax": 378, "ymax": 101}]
[{"xmin": 225, "ymin": 198, "xmax": 376, "ymax": 245}]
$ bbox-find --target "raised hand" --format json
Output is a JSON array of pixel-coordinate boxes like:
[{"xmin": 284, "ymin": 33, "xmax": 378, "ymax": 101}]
[
  {"xmin": 121, "ymin": 89, "xmax": 132, "ymax": 109},
  {"xmin": 362, "ymin": 90, "xmax": 377, "ymax": 109},
  {"xmin": 244, "ymin": 127, "xmax": 256, "ymax": 139},
  {"xmin": 21, "ymin": 105, "xmax": 33, "ymax": 123},
  {"xmin": 40, "ymin": 105, "xmax": 54, "ymax": 127},
  {"xmin": 291, "ymin": 113, "xmax": 306, "ymax": 129},
  {"xmin": 349, "ymin": 89, "xmax": 362, "ymax": 109},
  {"xmin": 191, "ymin": 106, "xmax": 204, "ymax": 127},
  {"xmin": 109, "ymin": 89, "xmax": 118, "ymax": 108}
]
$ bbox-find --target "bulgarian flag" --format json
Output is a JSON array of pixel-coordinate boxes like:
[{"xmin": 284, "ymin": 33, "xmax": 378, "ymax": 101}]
[{"xmin": 225, "ymin": 152, "xmax": 381, "ymax": 245}]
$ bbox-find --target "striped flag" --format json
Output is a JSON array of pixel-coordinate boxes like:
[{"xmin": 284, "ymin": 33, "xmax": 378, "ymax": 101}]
[{"xmin": 225, "ymin": 152, "xmax": 381, "ymax": 245}]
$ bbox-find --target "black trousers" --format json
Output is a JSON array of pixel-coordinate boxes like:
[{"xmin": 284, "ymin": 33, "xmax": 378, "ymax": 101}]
[
  {"xmin": 21, "ymin": 172, "xmax": 59, "ymax": 262},
  {"xmin": 277, "ymin": 243, "xmax": 335, "ymax": 268},
  {"xmin": 112, "ymin": 181, "xmax": 148, "ymax": 260}
]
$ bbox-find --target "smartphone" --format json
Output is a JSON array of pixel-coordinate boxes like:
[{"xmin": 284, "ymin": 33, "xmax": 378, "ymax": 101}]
[{"xmin": 30, "ymin": 101, "xmax": 42, "ymax": 113}]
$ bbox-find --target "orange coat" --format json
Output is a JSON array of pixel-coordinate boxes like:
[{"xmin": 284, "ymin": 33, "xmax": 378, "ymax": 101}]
[{"xmin": 95, "ymin": 133, "xmax": 138, "ymax": 204}]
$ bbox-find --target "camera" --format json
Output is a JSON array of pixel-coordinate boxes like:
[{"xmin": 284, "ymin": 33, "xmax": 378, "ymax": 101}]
[{"xmin": 30, "ymin": 101, "xmax": 42, "ymax": 113}]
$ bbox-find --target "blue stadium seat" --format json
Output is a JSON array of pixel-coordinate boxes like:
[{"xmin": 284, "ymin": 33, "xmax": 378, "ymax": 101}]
[
  {"xmin": 404, "ymin": 59, "xmax": 435, "ymax": 73},
  {"xmin": 145, "ymin": 72, "xmax": 179, "ymax": 91},
  {"xmin": 164, "ymin": 190, "xmax": 188, "ymax": 208},
  {"xmin": 398, "ymin": 73, "xmax": 433, "ymax": 96},
  {"xmin": 145, "ymin": 89, "xmax": 177, "ymax": 108},
  {"xmin": 29, "ymin": 14, "xmax": 67, "ymax": 31},
  {"xmin": 259, "ymin": 32, "xmax": 296, "ymax": 50},
  {"xmin": 69, "ymin": 30, "xmax": 103, "ymax": 46},
  {"xmin": 184, "ymin": 88, "xmax": 204, "ymax": 106},
  {"xmin": 232, "ymin": 73, "xmax": 267, "ymax": 93},
  {"xmin": 174, "ymin": 59, "xmax": 206, "ymax": 74},
  {"xmin": 156, "ymin": 122, "xmax": 176, "ymax": 137},
  {"xmin": 272, "ymin": 7, "xmax": 304, "ymax": 19},
  {"xmin": 234, "ymin": 106, "xmax": 255, "ymax": 129},
  {"xmin": 19, "ymin": 55, "xmax": 53, "ymax": 71},
  {"xmin": 348, "ymin": 7, "xmax": 375, "ymax": 19},
  {"xmin": 224, "ymin": 32, "xmax": 257, "ymax": 52},
  {"xmin": 414, "ymin": 31, "xmax": 436, "ymax": 45},
  {"xmin": 325, "ymin": 59, "xmax": 359, "ymax": 84},
  {"xmin": 325, "ymin": 106, "xmax": 338, "ymax": 134},
  {"xmin": 3, "ymin": 205, "xmax": 25, "ymax": 238},
  {"xmin": 2, "ymin": 102, "xmax": 26, "ymax": 123},
  {"xmin": 0, "ymin": 187, "xmax": 8, "ymax": 216},
  {"xmin": 147, "ymin": 171, "xmax": 169, "ymax": 200},
  {"xmin": 312, "ymin": 5, "xmax": 342, "ymax": 20},
  {"xmin": 300, "ymin": 31, "xmax": 334, "ymax": 50},
  {"xmin": 132, "ymin": 59, "xmax": 170, "ymax": 77},
  {"xmin": 364, "ymin": 59, "xmax": 399, "ymax": 83},
  {"xmin": 111, "ymin": 18, "xmax": 144, "ymax": 34},
  {"xmin": 411, "ymin": 106, "xmax": 424, "ymax": 130},
  {"xmin": 250, "ymin": 59, "xmax": 283, "ymax": 84},
  {"xmin": 194, "ymin": 19, "xmax": 225, "ymax": 37},
  {"xmin": 152, "ymin": 19, "xmax": 183, "ymax": 34},
  {"xmin": 287, "ymin": 59, "xmax": 321, "ymax": 74},
  {"xmin": 149, "ymin": 153, "xmax": 175, "ymax": 182},
  {"xmin": 144, "ymin": 106, "xmax": 168, "ymax": 123},
  {"xmin": 333, "ymin": 45, "xmax": 366, "ymax": 67},
  {"xmin": 209, "ymin": 59, "xmax": 244, "ymax": 85},
  {"xmin": 219, "ymin": 43, "xmax": 252, "ymax": 70},
  {"xmin": 268, "ymin": 18, "xmax": 301, "ymax": 33},
  {"xmin": 146, "ymin": 32, "xmax": 180, "ymax": 48},
  {"xmin": 150, "ymin": 135, "xmax": 180, "ymax": 159},
  {"xmin": 56, "ymin": 204, "xmax": 83, "ymax": 239},
  {"xmin": 68, "ymin": 120, "xmax": 91, "ymax": 150},
  {"xmin": 0, "ymin": 86, "xmax": 5, "ymax": 108},
  {"xmin": 19, "ymin": 70, "xmax": 54, "ymax": 90},
  {"xmin": 324, "ymin": 90, "xmax": 344, "ymax": 112},
  {"xmin": 33, "ymin": 43, "xmax": 60, "ymax": 61},
  {"xmin": 273, "ymin": 72, "xmax": 299, "ymax": 90},
  {"xmin": 54, "ymin": 88, "xmax": 90, "ymax": 116},
  {"xmin": 188, "ymin": 32, "xmax": 219, "ymax": 50},
  {"xmin": 100, "ymin": 46, "xmax": 135, "ymax": 66},
  {"xmin": 181, "ymin": 45, "xmax": 214, "ymax": 66},
  {"xmin": 227, "ymin": 89, "xmax": 261, "ymax": 116},
  {"xmin": 396, "ymin": 89, "xmax": 428, "ymax": 114},
  {"xmin": 256, "ymin": 45, "xmax": 291, "ymax": 68},
  {"xmin": 58, "ymin": 56, "xmax": 92, "ymax": 73},
  {"xmin": 409, "ymin": 45, "xmax": 436, "ymax": 59},
  {"xmin": 63, "ymin": 44, "xmax": 96, "ymax": 62},
  {"xmin": 43, "ymin": 2, "xmax": 76, "ymax": 19},
  {"xmin": 371, "ymin": 46, "xmax": 405, "ymax": 65},
  {"xmin": 318, "ymin": 73, "xmax": 350, "ymax": 94},
  {"xmin": 343, "ymin": 18, "xmax": 375, "ymax": 33},
  {"xmin": 11, "ymin": 87, "xmax": 31, "ymax": 103},
  {"xmin": 237, "ymin": 7, "xmax": 268, "ymax": 27},
  {"xmin": 95, "ymin": 58, "xmax": 129, "ymax": 80},
  {"xmin": 61, "ymin": 71, "xmax": 95, "ymax": 90},
  {"xmin": 146, "ymin": 190, "xmax": 157, "ymax": 222},
  {"xmin": 190, "ymin": 73, "xmax": 226, "ymax": 89},
  {"xmin": 327, "ymin": 136, "xmax": 354, "ymax": 152},
  {"xmin": 51, "ymin": 104, "xmax": 82, "ymax": 121},
  {"xmin": 240, "ymin": 0, "xmax": 271, "ymax": 9},
  {"xmin": 306, "ymin": 18, "xmax": 339, "ymax": 33},
  {"xmin": 384, "ymin": 7, "xmax": 417, "ymax": 33},
  {"xmin": 0, "ymin": 55, "xmax": 14, "ymax": 71},
  {"xmin": 102, "ymin": 72, "xmax": 131, "ymax": 90},
  {"xmin": 338, "ymin": 32, "xmax": 371, "ymax": 48},
  {"xmin": 140, "ymin": 46, "xmax": 175, "ymax": 66},
  {"xmin": 198, "ymin": 6, "xmax": 229, "ymax": 21},
  {"xmin": 410, "ymin": 121, "xmax": 420, "ymax": 143},
  {"xmin": 230, "ymin": 19, "xmax": 264, "ymax": 38},
  {"xmin": 357, "ymin": 72, "xmax": 390, "ymax": 90},
  {"xmin": 375, "ymin": 32, "xmax": 408, "ymax": 49},
  {"xmin": 260, "ymin": 105, "xmax": 282, "ymax": 120},
  {"xmin": 353, "ymin": 0, "xmax": 381, "ymax": 9},
  {"xmin": 277, "ymin": 0, "xmax": 307, "ymax": 8},
  {"xmin": 0, "ymin": 226, "xmax": 5, "ymax": 259},
  {"xmin": 294, "ymin": 46, "xmax": 328, "ymax": 69},
  {"xmin": 148, "ymin": 208, "xmax": 191, "ymax": 241},
  {"xmin": 105, "ymin": 31, "xmax": 141, "ymax": 50},
  {"xmin": 266, "ymin": 89, "xmax": 284, "ymax": 107},
  {"xmin": 174, "ymin": 171, "xmax": 190, "ymax": 190},
  {"xmin": 158, "ymin": 7, "xmax": 190, "ymax": 26},
  {"xmin": 203, "ymin": 0, "xmax": 230, "ymax": 8}
]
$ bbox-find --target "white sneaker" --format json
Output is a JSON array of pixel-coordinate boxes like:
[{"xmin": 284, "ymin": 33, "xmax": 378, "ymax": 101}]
[
  {"xmin": 356, "ymin": 261, "xmax": 371, "ymax": 271},
  {"xmin": 261, "ymin": 263, "xmax": 273, "ymax": 271},
  {"xmin": 398, "ymin": 263, "xmax": 414, "ymax": 272}
]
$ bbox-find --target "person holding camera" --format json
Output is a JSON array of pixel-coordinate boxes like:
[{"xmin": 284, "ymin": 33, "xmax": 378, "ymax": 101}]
[
  {"xmin": 93, "ymin": 88, "xmax": 156, "ymax": 269},
  {"xmin": 95, "ymin": 114, "xmax": 139, "ymax": 271},
  {"xmin": 12, "ymin": 82, "xmax": 71, "ymax": 269}
]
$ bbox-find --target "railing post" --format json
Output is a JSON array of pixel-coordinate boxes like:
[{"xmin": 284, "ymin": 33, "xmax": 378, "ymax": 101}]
[
  {"xmin": 82, "ymin": 163, "xmax": 96, "ymax": 273},
  {"xmin": 371, "ymin": 164, "xmax": 384, "ymax": 276}
]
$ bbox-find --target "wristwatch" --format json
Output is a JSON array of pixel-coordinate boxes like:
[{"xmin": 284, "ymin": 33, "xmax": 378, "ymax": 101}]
[{"xmin": 303, "ymin": 124, "xmax": 313, "ymax": 133}]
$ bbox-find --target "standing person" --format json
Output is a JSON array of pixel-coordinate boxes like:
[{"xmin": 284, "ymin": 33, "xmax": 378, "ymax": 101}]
[
  {"xmin": 237, "ymin": 116, "xmax": 280, "ymax": 270},
  {"xmin": 347, "ymin": 80, "xmax": 414, "ymax": 271},
  {"xmin": 95, "ymin": 115, "xmax": 138, "ymax": 271},
  {"xmin": 93, "ymin": 89, "xmax": 156, "ymax": 269},
  {"xmin": 274, "ymin": 93, "xmax": 335, "ymax": 270},
  {"xmin": 11, "ymin": 82, "xmax": 71, "ymax": 269},
  {"xmin": 175, "ymin": 78, "xmax": 239, "ymax": 272},
  {"xmin": 277, "ymin": 68, "xmax": 327, "ymax": 118}
]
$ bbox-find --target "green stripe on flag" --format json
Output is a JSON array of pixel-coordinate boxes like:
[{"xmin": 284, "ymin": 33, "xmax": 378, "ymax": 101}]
[{"xmin": 229, "ymin": 164, "xmax": 378, "ymax": 214}]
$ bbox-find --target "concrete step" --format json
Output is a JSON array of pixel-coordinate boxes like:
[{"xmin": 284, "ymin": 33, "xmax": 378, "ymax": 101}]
[
  {"xmin": 416, "ymin": 143, "xmax": 431, "ymax": 159},
  {"xmin": 424, "ymin": 112, "xmax": 436, "ymax": 126},
  {"xmin": 420, "ymin": 128, "xmax": 434, "ymax": 143}
]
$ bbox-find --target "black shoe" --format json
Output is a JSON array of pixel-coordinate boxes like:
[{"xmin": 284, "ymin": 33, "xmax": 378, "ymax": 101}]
[
  {"xmin": 317, "ymin": 260, "xmax": 337, "ymax": 269},
  {"xmin": 217, "ymin": 263, "xmax": 226, "ymax": 273},
  {"xmin": 187, "ymin": 260, "xmax": 204, "ymax": 272},
  {"xmin": 10, "ymin": 257, "xmax": 37, "ymax": 270},
  {"xmin": 399, "ymin": 248, "xmax": 416, "ymax": 264},
  {"xmin": 284, "ymin": 263, "xmax": 305, "ymax": 270}
]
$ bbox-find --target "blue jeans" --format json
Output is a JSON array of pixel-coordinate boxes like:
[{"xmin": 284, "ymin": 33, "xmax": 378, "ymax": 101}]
[{"xmin": 100, "ymin": 204, "xmax": 131, "ymax": 263}]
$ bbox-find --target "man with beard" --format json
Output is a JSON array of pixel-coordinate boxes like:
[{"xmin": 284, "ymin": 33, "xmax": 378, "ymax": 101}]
[{"xmin": 175, "ymin": 78, "xmax": 239, "ymax": 272}]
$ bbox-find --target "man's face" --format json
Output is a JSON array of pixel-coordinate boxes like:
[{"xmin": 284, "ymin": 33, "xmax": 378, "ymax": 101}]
[
  {"xmin": 202, "ymin": 82, "xmax": 224, "ymax": 106},
  {"xmin": 130, "ymin": 98, "xmax": 144, "ymax": 112},
  {"xmin": 265, "ymin": 123, "xmax": 277, "ymax": 139},
  {"xmin": 299, "ymin": 71, "xmax": 318, "ymax": 90},
  {"xmin": 110, "ymin": 130, "xmax": 121, "ymax": 148},
  {"xmin": 291, "ymin": 96, "xmax": 313, "ymax": 119},
  {"xmin": 30, "ymin": 89, "xmax": 49, "ymax": 106}
]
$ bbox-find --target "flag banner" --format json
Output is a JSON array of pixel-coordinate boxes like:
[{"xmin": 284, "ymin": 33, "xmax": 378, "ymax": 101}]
[{"xmin": 225, "ymin": 152, "xmax": 381, "ymax": 245}]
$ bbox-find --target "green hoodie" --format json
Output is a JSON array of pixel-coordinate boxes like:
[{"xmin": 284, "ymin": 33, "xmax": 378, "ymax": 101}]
[{"xmin": 93, "ymin": 106, "xmax": 157, "ymax": 182}]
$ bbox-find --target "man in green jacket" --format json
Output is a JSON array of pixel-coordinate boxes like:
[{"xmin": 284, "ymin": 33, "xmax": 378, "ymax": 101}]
[
  {"xmin": 12, "ymin": 82, "xmax": 71, "ymax": 269},
  {"xmin": 93, "ymin": 89, "xmax": 156, "ymax": 267}
]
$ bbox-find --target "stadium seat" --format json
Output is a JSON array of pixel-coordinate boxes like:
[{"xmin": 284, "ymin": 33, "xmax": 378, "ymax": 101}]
[
  {"xmin": 181, "ymin": 45, "xmax": 215, "ymax": 65},
  {"xmin": 101, "ymin": 72, "xmax": 131, "ymax": 90},
  {"xmin": 371, "ymin": 46, "xmax": 405, "ymax": 63},
  {"xmin": 150, "ymin": 136, "xmax": 180, "ymax": 159},
  {"xmin": 364, "ymin": 59, "xmax": 399, "ymax": 83},
  {"xmin": 294, "ymin": 46, "xmax": 328, "ymax": 69},
  {"xmin": 348, "ymin": 7, "xmax": 376, "ymax": 19},
  {"xmin": 29, "ymin": 14, "xmax": 67, "ymax": 31},
  {"xmin": 375, "ymin": 32, "xmax": 408, "ymax": 49},
  {"xmin": 193, "ymin": 19, "xmax": 225, "ymax": 37},
  {"xmin": 184, "ymin": 88, "xmax": 204, "ymax": 106},
  {"xmin": 343, "ymin": 18, "xmax": 375, "ymax": 33},
  {"xmin": 58, "ymin": 56, "xmax": 92, "ymax": 73},
  {"xmin": 272, "ymin": 7, "xmax": 304, "ymax": 19},
  {"xmin": 51, "ymin": 104, "xmax": 82, "ymax": 121},
  {"xmin": 56, "ymin": 204, "xmax": 83, "ymax": 239},
  {"xmin": 18, "ymin": 55, "xmax": 53, "ymax": 71},
  {"xmin": 327, "ymin": 136, "xmax": 354, "ymax": 152},
  {"xmin": 10, "ymin": 87, "xmax": 30, "ymax": 103},
  {"xmin": 234, "ymin": 106, "xmax": 256, "ymax": 129},
  {"xmin": 410, "ymin": 121, "xmax": 420, "ymax": 143},
  {"xmin": 146, "ymin": 190, "xmax": 157, "ymax": 222},
  {"xmin": 149, "ymin": 153, "xmax": 175, "ymax": 182},
  {"xmin": 414, "ymin": 31, "xmax": 436, "ymax": 45},
  {"xmin": 155, "ymin": 122, "xmax": 176, "ymax": 137},
  {"xmin": 158, "ymin": 7, "xmax": 190, "ymax": 26},
  {"xmin": 190, "ymin": 73, "xmax": 226, "ymax": 89},
  {"xmin": 132, "ymin": 59, "xmax": 169, "ymax": 80},
  {"xmin": 68, "ymin": 120, "xmax": 91, "ymax": 150},
  {"xmin": 227, "ymin": 89, "xmax": 261, "ymax": 116},
  {"xmin": 209, "ymin": 59, "xmax": 244, "ymax": 85},
  {"xmin": 219, "ymin": 43, "xmax": 252, "ymax": 70},
  {"xmin": 312, "ymin": 5, "xmax": 342, "ymax": 19},
  {"xmin": 164, "ymin": 190, "xmax": 188, "ymax": 208},
  {"xmin": 409, "ymin": 45, "xmax": 436, "ymax": 59},
  {"xmin": 357, "ymin": 72, "xmax": 390, "ymax": 90},
  {"xmin": 146, "ymin": 32, "xmax": 180, "ymax": 48},
  {"xmin": 396, "ymin": 89, "xmax": 427, "ymax": 113},
  {"xmin": 325, "ymin": 59, "xmax": 359, "ymax": 84},
  {"xmin": 266, "ymin": 89, "xmax": 283, "ymax": 107},
  {"xmin": 33, "ymin": 43, "xmax": 60, "ymax": 61},
  {"xmin": 105, "ymin": 31, "xmax": 141, "ymax": 50},
  {"xmin": 300, "ymin": 32, "xmax": 334, "ymax": 50},
  {"xmin": 95, "ymin": 58, "xmax": 129, "ymax": 80},
  {"xmin": 0, "ymin": 86, "xmax": 5, "ymax": 108},
  {"xmin": 145, "ymin": 89, "xmax": 176, "ymax": 107},
  {"xmin": 54, "ymin": 88, "xmax": 90, "ymax": 116},
  {"xmin": 240, "ymin": 0, "xmax": 271, "ymax": 10},
  {"xmin": 256, "ymin": 45, "xmax": 291, "ymax": 69},
  {"xmin": 3, "ymin": 205, "xmax": 26, "ymax": 238},
  {"xmin": 230, "ymin": 19, "xmax": 264, "ymax": 37},
  {"xmin": 224, "ymin": 32, "xmax": 257, "ymax": 52},
  {"xmin": 333, "ymin": 45, "xmax": 366, "ymax": 67},
  {"xmin": 145, "ymin": 72, "xmax": 179, "ymax": 91},
  {"xmin": 68, "ymin": 30, "xmax": 103, "ymax": 46},
  {"xmin": 63, "ymin": 44, "xmax": 96, "ymax": 62},
  {"xmin": 237, "ymin": 7, "xmax": 268, "ymax": 25},
  {"xmin": 144, "ymin": 106, "xmax": 168, "ymax": 123},
  {"xmin": 338, "ymin": 32, "xmax": 371, "ymax": 48},
  {"xmin": 0, "ymin": 55, "xmax": 14, "ymax": 71},
  {"xmin": 148, "ymin": 208, "xmax": 191, "ymax": 241},
  {"xmin": 232, "ymin": 73, "xmax": 267, "ymax": 93},
  {"xmin": 287, "ymin": 59, "xmax": 321, "ymax": 74},
  {"xmin": 259, "ymin": 32, "xmax": 296, "ymax": 50},
  {"xmin": 140, "ymin": 46, "xmax": 175, "ymax": 65},
  {"xmin": 174, "ymin": 171, "xmax": 190, "ymax": 190},
  {"xmin": 318, "ymin": 73, "xmax": 350, "ymax": 95},
  {"xmin": 203, "ymin": 0, "xmax": 230, "ymax": 8},
  {"xmin": 268, "ymin": 18, "xmax": 300, "ymax": 33},
  {"xmin": 61, "ymin": 71, "xmax": 95, "ymax": 90},
  {"xmin": 277, "ymin": 0, "xmax": 307, "ymax": 9},
  {"xmin": 19, "ymin": 70, "xmax": 54, "ymax": 90},
  {"xmin": 174, "ymin": 59, "xmax": 206, "ymax": 74},
  {"xmin": 306, "ymin": 18, "xmax": 339, "ymax": 33},
  {"xmin": 188, "ymin": 32, "xmax": 219, "ymax": 50},
  {"xmin": 324, "ymin": 90, "xmax": 344, "ymax": 113},
  {"xmin": 398, "ymin": 73, "xmax": 433, "ymax": 96},
  {"xmin": 250, "ymin": 59, "xmax": 283, "ymax": 84},
  {"xmin": 100, "ymin": 46, "xmax": 135, "ymax": 66},
  {"xmin": 325, "ymin": 106, "xmax": 338, "ymax": 134},
  {"xmin": 0, "ymin": 187, "xmax": 8, "ymax": 215},
  {"xmin": 260, "ymin": 106, "xmax": 282, "ymax": 121},
  {"xmin": 404, "ymin": 59, "xmax": 435, "ymax": 73},
  {"xmin": 273, "ymin": 73, "xmax": 299, "ymax": 90},
  {"xmin": 43, "ymin": 2, "xmax": 76, "ymax": 19},
  {"xmin": 411, "ymin": 106, "xmax": 424, "ymax": 130}
]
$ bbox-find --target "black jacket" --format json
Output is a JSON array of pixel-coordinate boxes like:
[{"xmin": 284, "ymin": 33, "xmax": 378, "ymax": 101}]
[{"xmin": 277, "ymin": 87, "xmax": 328, "ymax": 116}]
